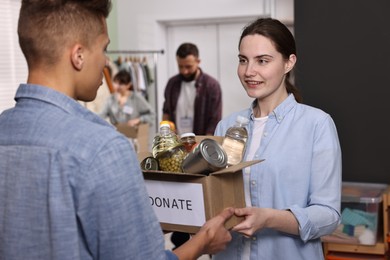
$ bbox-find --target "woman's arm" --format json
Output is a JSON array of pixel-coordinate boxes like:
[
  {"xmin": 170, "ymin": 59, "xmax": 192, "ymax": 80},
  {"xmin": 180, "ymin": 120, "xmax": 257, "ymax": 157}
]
[{"xmin": 232, "ymin": 208, "xmax": 299, "ymax": 237}]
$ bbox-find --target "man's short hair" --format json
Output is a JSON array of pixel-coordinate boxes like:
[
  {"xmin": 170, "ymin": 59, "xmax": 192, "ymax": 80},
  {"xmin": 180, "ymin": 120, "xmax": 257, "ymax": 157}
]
[
  {"xmin": 176, "ymin": 43, "xmax": 199, "ymax": 59},
  {"xmin": 18, "ymin": 0, "xmax": 112, "ymax": 68}
]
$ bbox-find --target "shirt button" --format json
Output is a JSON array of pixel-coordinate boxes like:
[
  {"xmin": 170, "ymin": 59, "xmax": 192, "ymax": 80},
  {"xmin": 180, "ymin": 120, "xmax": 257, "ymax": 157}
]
[
  {"xmin": 252, "ymin": 236, "xmax": 257, "ymax": 241},
  {"xmin": 263, "ymin": 132, "xmax": 268, "ymax": 137},
  {"xmin": 251, "ymin": 180, "xmax": 256, "ymax": 185}
]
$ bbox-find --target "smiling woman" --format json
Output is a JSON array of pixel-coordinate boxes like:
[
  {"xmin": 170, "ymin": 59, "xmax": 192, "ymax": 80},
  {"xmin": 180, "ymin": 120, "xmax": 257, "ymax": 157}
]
[{"xmin": 213, "ymin": 18, "xmax": 342, "ymax": 260}]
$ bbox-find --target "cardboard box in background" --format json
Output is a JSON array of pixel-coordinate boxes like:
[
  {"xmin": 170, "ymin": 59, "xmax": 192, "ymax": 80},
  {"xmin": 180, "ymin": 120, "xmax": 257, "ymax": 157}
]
[
  {"xmin": 141, "ymin": 135, "xmax": 263, "ymax": 233},
  {"xmin": 116, "ymin": 123, "xmax": 150, "ymax": 153}
]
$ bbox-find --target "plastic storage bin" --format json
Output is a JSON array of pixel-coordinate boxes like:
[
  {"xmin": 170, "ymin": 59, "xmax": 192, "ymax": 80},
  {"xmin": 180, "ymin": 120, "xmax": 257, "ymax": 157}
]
[{"xmin": 322, "ymin": 182, "xmax": 388, "ymax": 246}]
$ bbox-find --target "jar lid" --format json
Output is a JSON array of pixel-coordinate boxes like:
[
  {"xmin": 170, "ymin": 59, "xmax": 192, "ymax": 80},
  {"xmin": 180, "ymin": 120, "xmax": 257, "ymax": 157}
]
[
  {"xmin": 180, "ymin": 132, "xmax": 195, "ymax": 138},
  {"xmin": 160, "ymin": 123, "xmax": 170, "ymax": 129},
  {"xmin": 160, "ymin": 120, "xmax": 176, "ymax": 131}
]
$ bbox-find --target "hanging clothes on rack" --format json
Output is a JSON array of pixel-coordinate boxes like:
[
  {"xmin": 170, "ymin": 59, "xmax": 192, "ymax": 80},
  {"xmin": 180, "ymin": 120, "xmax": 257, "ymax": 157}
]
[
  {"xmin": 141, "ymin": 56, "xmax": 154, "ymax": 85},
  {"xmin": 105, "ymin": 49, "xmax": 164, "ymax": 134},
  {"xmin": 111, "ymin": 53, "xmax": 158, "ymax": 101}
]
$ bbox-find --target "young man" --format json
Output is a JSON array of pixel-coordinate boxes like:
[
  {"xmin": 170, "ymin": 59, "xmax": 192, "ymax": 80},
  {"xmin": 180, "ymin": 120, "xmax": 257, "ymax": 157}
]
[
  {"xmin": 162, "ymin": 43, "xmax": 222, "ymax": 135},
  {"xmin": 0, "ymin": 1, "xmax": 233, "ymax": 259}
]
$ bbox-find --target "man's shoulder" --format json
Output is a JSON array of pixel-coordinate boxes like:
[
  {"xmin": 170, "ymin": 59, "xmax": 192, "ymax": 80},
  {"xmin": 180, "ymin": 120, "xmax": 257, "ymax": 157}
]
[
  {"xmin": 167, "ymin": 74, "xmax": 182, "ymax": 83},
  {"xmin": 1, "ymin": 102, "xmax": 125, "ymax": 162},
  {"xmin": 165, "ymin": 74, "xmax": 182, "ymax": 88},
  {"xmin": 52, "ymin": 114, "xmax": 130, "ymax": 166},
  {"xmin": 34, "ymin": 103, "xmax": 123, "ymax": 155},
  {"xmin": 199, "ymin": 71, "xmax": 220, "ymax": 86}
]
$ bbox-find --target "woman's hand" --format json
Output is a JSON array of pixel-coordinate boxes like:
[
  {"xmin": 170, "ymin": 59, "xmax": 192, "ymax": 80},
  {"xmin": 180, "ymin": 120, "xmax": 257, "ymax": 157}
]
[
  {"xmin": 232, "ymin": 207, "xmax": 270, "ymax": 237},
  {"xmin": 127, "ymin": 118, "xmax": 140, "ymax": 127},
  {"xmin": 232, "ymin": 207, "xmax": 299, "ymax": 237}
]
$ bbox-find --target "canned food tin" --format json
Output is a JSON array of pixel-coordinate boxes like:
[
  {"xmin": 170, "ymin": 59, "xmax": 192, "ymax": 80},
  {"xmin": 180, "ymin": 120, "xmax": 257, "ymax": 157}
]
[
  {"xmin": 181, "ymin": 138, "xmax": 227, "ymax": 175},
  {"xmin": 140, "ymin": 156, "xmax": 159, "ymax": 171}
]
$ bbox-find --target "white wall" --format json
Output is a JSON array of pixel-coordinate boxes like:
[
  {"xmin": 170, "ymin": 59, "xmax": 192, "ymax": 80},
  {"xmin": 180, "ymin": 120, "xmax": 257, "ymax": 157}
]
[
  {"xmin": 114, "ymin": 0, "xmax": 272, "ymax": 48},
  {"xmin": 110, "ymin": 0, "xmax": 294, "ymax": 124}
]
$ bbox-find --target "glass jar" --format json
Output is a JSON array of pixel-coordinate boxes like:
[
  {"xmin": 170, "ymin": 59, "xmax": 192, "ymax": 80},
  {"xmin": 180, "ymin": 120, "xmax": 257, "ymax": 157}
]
[
  {"xmin": 157, "ymin": 145, "xmax": 187, "ymax": 173},
  {"xmin": 180, "ymin": 132, "xmax": 197, "ymax": 152},
  {"xmin": 152, "ymin": 123, "xmax": 187, "ymax": 173}
]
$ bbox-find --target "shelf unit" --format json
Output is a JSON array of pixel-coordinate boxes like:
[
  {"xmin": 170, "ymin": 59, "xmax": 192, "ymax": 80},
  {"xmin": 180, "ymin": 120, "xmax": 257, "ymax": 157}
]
[{"xmin": 323, "ymin": 186, "xmax": 390, "ymax": 259}]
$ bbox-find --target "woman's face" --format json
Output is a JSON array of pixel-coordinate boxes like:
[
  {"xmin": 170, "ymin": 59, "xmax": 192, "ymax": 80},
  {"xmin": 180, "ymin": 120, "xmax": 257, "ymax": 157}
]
[
  {"xmin": 237, "ymin": 34, "xmax": 295, "ymax": 102},
  {"xmin": 113, "ymin": 80, "xmax": 131, "ymax": 95}
]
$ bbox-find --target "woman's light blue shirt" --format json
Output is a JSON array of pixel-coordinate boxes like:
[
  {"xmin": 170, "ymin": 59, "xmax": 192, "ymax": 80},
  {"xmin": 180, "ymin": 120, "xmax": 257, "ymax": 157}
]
[{"xmin": 213, "ymin": 94, "xmax": 342, "ymax": 260}]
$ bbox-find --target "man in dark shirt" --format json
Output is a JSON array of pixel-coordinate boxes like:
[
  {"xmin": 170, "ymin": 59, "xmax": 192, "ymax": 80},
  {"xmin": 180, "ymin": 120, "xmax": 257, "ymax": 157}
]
[
  {"xmin": 162, "ymin": 43, "xmax": 222, "ymax": 135},
  {"xmin": 162, "ymin": 42, "xmax": 223, "ymax": 249}
]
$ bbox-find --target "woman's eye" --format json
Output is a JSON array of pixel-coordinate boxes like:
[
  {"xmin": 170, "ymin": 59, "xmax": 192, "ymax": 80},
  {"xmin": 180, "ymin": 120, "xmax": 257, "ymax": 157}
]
[
  {"xmin": 238, "ymin": 58, "xmax": 247, "ymax": 64},
  {"xmin": 258, "ymin": 59, "xmax": 268, "ymax": 65}
]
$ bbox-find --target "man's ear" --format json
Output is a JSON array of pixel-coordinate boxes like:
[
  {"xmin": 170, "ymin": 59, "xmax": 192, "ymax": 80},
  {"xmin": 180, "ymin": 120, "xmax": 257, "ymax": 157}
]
[{"xmin": 71, "ymin": 44, "xmax": 84, "ymax": 70}]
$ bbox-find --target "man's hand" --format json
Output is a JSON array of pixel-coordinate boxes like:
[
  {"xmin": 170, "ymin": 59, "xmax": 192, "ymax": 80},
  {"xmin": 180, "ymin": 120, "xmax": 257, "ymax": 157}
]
[
  {"xmin": 173, "ymin": 207, "xmax": 234, "ymax": 259},
  {"xmin": 197, "ymin": 207, "xmax": 234, "ymax": 254}
]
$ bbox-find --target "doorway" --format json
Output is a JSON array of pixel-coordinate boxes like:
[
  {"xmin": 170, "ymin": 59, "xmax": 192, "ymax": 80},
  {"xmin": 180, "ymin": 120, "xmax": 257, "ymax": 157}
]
[{"xmin": 164, "ymin": 17, "xmax": 257, "ymax": 119}]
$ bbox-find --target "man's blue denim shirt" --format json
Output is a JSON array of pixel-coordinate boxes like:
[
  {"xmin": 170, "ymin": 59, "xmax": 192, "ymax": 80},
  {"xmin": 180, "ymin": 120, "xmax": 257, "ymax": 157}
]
[{"xmin": 0, "ymin": 84, "xmax": 177, "ymax": 260}]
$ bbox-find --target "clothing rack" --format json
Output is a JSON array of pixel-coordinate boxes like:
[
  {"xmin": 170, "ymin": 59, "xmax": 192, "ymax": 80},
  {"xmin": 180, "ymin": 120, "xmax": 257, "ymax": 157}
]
[
  {"xmin": 106, "ymin": 49, "xmax": 164, "ymax": 131},
  {"xmin": 106, "ymin": 50, "xmax": 164, "ymax": 55}
]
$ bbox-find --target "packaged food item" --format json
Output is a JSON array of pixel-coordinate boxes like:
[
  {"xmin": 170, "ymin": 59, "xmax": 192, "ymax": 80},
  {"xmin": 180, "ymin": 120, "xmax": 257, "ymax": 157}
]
[
  {"xmin": 140, "ymin": 156, "xmax": 159, "ymax": 171},
  {"xmin": 157, "ymin": 145, "xmax": 187, "ymax": 172},
  {"xmin": 221, "ymin": 115, "xmax": 249, "ymax": 165},
  {"xmin": 180, "ymin": 132, "xmax": 197, "ymax": 152},
  {"xmin": 181, "ymin": 138, "xmax": 227, "ymax": 175},
  {"xmin": 152, "ymin": 123, "xmax": 187, "ymax": 172},
  {"xmin": 159, "ymin": 120, "xmax": 176, "ymax": 133},
  {"xmin": 152, "ymin": 123, "xmax": 180, "ymax": 158}
]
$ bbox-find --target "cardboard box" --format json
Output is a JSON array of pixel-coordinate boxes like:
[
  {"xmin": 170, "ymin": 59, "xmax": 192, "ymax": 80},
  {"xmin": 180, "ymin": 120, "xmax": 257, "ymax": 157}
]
[
  {"xmin": 143, "ymin": 160, "xmax": 261, "ymax": 233},
  {"xmin": 116, "ymin": 123, "xmax": 150, "ymax": 153},
  {"xmin": 141, "ymin": 135, "xmax": 263, "ymax": 233},
  {"xmin": 322, "ymin": 182, "xmax": 388, "ymax": 245}
]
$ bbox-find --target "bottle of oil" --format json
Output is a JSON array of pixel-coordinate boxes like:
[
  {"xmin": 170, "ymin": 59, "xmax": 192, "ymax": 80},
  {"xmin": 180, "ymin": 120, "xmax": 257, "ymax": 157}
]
[
  {"xmin": 152, "ymin": 123, "xmax": 179, "ymax": 158},
  {"xmin": 222, "ymin": 115, "xmax": 249, "ymax": 165}
]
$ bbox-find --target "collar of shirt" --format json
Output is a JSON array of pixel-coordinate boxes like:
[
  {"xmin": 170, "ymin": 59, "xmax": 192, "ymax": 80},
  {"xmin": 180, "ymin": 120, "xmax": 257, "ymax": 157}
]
[
  {"xmin": 250, "ymin": 94, "xmax": 296, "ymax": 123},
  {"xmin": 15, "ymin": 83, "xmax": 113, "ymax": 129}
]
